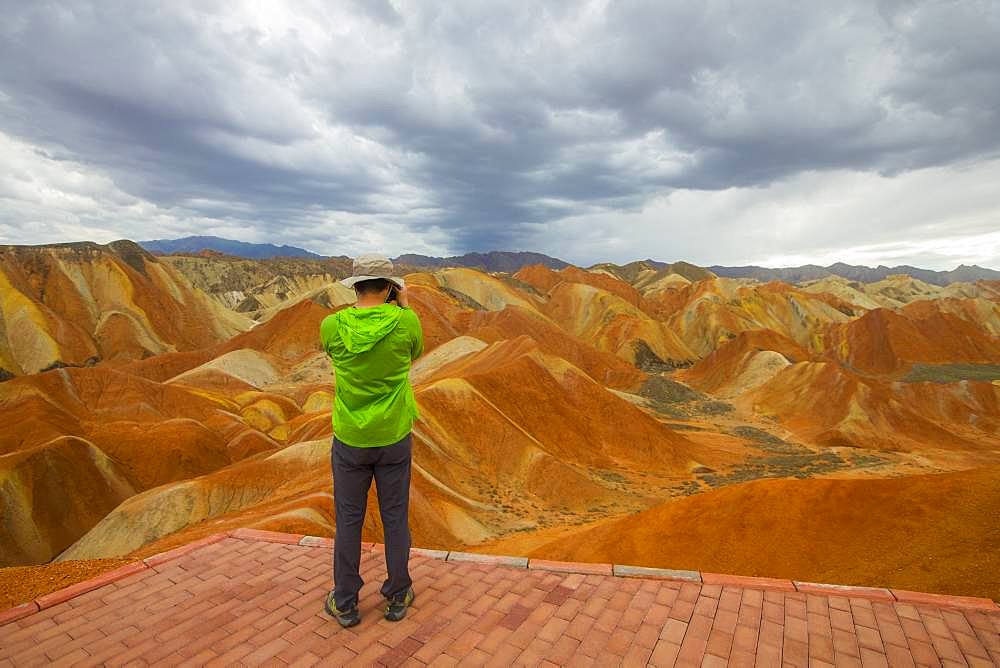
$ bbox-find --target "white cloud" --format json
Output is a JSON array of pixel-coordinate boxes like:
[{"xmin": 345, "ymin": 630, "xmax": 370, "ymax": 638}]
[
  {"xmin": 530, "ymin": 158, "xmax": 1000, "ymax": 269},
  {"xmin": 0, "ymin": 130, "xmax": 451, "ymax": 257},
  {"xmin": 0, "ymin": 131, "xmax": 260, "ymax": 246}
]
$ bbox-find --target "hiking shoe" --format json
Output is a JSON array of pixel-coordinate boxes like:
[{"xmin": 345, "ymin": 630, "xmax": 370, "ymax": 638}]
[
  {"xmin": 384, "ymin": 587, "xmax": 415, "ymax": 622},
  {"xmin": 324, "ymin": 590, "xmax": 360, "ymax": 628}
]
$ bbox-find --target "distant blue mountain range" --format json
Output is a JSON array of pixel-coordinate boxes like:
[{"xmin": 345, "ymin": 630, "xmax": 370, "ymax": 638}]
[
  {"xmin": 137, "ymin": 236, "xmax": 999, "ymax": 285},
  {"xmin": 394, "ymin": 251, "xmax": 570, "ymax": 272},
  {"xmin": 706, "ymin": 261, "xmax": 1000, "ymax": 287},
  {"xmin": 139, "ymin": 237, "xmax": 570, "ymax": 271},
  {"xmin": 139, "ymin": 236, "xmax": 324, "ymax": 259}
]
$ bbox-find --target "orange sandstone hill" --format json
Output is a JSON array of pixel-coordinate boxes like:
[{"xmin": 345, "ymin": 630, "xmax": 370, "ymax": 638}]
[
  {"xmin": 0, "ymin": 241, "xmax": 250, "ymax": 378},
  {"xmin": 477, "ymin": 466, "xmax": 1000, "ymax": 601},
  {"xmin": 823, "ymin": 300, "xmax": 1000, "ymax": 375},
  {"xmin": 1, "ymin": 249, "xmax": 999, "ymax": 606}
]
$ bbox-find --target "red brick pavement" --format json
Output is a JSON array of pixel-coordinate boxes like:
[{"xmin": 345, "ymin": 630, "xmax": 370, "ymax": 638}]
[{"xmin": 2, "ymin": 529, "xmax": 998, "ymax": 666}]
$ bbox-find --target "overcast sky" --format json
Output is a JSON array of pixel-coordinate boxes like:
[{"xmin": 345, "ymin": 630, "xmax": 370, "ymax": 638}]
[{"xmin": 1, "ymin": 1, "xmax": 999, "ymax": 269}]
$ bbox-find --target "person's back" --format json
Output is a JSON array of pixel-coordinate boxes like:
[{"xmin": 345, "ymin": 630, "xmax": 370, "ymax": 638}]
[
  {"xmin": 321, "ymin": 303, "xmax": 423, "ymax": 447},
  {"xmin": 319, "ymin": 254, "xmax": 424, "ymax": 628}
]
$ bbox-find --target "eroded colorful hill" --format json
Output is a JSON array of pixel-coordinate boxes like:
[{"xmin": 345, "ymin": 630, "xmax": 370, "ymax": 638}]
[
  {"xmin": 0, "ymin": 241, "xmax": 250, "ymax": 378},
  {"xmin": 476, "ymin": 466, "xmax": 1000, "ymax": 600}
]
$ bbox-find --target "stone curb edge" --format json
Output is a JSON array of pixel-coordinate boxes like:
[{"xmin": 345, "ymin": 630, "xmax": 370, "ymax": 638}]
[
  {"xmin": 3, "ymin": 527, "xmax": 998, "ymax": 627},
  {"xmin": 166, "ymin": 530, "xmax": 1000, "ymax": 612}
]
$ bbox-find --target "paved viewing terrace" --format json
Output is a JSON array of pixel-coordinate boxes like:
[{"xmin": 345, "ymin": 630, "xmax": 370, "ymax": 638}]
[{"xmin": 1, "ymin": 528, "xmax": 998, "ymax": 667}]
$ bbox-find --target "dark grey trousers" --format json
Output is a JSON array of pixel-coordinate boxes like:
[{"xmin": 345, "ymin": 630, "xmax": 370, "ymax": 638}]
[{"xmin": 331, "ymin": 432, "xmax": 413, "ymax": 610}]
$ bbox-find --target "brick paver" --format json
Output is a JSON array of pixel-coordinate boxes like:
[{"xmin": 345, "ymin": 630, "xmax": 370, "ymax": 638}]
[{"xmin": 2, "ymin": 531, "xmax": 998, "ymax": 666}]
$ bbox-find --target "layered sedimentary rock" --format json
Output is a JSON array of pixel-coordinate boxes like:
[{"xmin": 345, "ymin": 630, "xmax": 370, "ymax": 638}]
[
  {"xmin": 158, "ymin": 252, "xmax": 353, "ymax": 315},
  {"xmin": 0, "ymin": 241, "xmax": 250, "ymax": 377}
]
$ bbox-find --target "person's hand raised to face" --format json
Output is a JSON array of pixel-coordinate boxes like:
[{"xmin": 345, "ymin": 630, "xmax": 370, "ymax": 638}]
[{"xmin": 393, "ymin": 284, "xmax": 409, "ymax": 308}]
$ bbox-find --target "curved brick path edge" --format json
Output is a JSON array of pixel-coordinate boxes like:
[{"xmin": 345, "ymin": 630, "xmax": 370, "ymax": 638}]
[{"xmin": 1, "ymin": 528, "xmax": 998, "ymax": 666}]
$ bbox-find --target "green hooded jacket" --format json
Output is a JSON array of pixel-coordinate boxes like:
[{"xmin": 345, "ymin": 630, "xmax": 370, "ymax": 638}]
[{"xmin": 320, "ymin": 303, "xmax": 424, "ymax": 447}]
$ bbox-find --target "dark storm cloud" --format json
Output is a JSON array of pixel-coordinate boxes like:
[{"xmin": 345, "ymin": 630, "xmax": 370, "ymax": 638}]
[{"xmin": 0, "ymin": 1, "xmax": 998, "ymax": 261}]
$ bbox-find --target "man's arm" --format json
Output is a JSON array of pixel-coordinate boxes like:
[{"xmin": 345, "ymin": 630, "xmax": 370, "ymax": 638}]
[
  {"xmin": 319, "ymin": 312, "xmax": 338, "ymax": 357},
  {"xmin": 395, "ymin": 285, "xmax": 424, "ymax": 360},
  {"xmin": 409, "ymin": 310, "xmax": 424, "ymax": 360}
]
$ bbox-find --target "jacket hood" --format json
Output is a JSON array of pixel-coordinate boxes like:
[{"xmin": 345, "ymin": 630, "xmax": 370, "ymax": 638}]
[{"xmin": 337, "ymin": 304, "xmax": 403, "ymax": 353}]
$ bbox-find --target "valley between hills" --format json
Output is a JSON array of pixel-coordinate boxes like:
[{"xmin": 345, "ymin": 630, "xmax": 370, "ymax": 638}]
[{"xmin": 1, "ymin": 241, "xmax": 998, "ymax": 608}]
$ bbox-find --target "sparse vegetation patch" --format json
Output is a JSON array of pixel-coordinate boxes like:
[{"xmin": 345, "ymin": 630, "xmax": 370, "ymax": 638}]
[
  {"xmin": 639, "ymin": 376, "xmax": 705, "ymax": 405},
  {"xmin": 689, "ymin": 426, "xmax": 892, "ymax": 488},
  {"xmin": 902, "ymin": 363, "xmax": 1000, "ymax": 384},
  {"xmin": 633, "ymin": 340, "xmax": 690, "ymax": 372},
  {"xmin": 697, "ymin": 400, "xmax": 735, "ymax": 415}
]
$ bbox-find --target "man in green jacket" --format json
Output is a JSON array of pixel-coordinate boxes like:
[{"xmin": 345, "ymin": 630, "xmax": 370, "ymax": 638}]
[{"xmin": 319, "ymin": 253, "xmax": 424, "ymax": 628}]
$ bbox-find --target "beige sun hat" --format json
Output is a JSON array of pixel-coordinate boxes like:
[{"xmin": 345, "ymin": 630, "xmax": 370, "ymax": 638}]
[{"xmin": 340, "ymin": 253, "xmax": 406, "ymax": 289}]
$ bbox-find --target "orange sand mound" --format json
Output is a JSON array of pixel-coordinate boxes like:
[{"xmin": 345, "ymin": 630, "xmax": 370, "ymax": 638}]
[
  {"xmin": 217, "ymin": 299, "xmax": 332, "ymax": 362},
  {"xmin": 114, "ymin": 349, "xmax": 214, "ymax": 382},
  {"xmin": 454, "ymin": 305, "xmax": 645, "ymax": 390},
  {"xmin": 514, "ymin": 263, "xmax": 647, "ymax": 310},
  {"xmin": 0, "ymin": 366, "xmax": 229, "ymax": 454},
  {"xmin": 680, "ymin": 329, "xmax": 810, "ymax": 393},
  {"xmin": 0, "ymin": 436, "xmax": 135, "ymax": 566},
  {"xmin": 417, "ymin": 336, "xmax": 692, "ymax": 471},
  {"xmin": 748, "ymin": 361, "xmax": 1000, "ymax": 451},
  {"xmin": 85, "ymin": 419, "xmax": 232, "ymax": 491},
  {"xmin": 825, "ymin": 302, "xmax": 1000, "ymax": 375},
  {"xmin": 482, "ymin": 467, "xmax": 1000, "ymax": 601},
  {"xmin": 403, "ymin": 282, "xmax": 472, "ymax": 352},
  {"xmin": 661, "ymin": 279, "xmax": 853, "ymax": 357},
  {"xmin": 542, "ymin": 281, "xmax": 695, "ymax": 366},
  {"xmin": 0, "ymin": 557, "xmax": 135, "ymax": 611}
]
